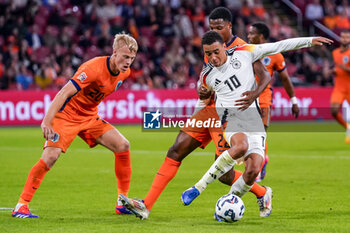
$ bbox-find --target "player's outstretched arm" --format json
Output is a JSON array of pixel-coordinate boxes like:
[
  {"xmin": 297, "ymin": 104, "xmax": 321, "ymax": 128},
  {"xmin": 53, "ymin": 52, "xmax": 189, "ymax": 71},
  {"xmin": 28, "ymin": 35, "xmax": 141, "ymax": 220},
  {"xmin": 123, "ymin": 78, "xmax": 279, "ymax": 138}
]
[
  {"xmin": 41, "ymin": 81, "xmax": 78, "ymax": 140},
  {"xmin": 251, "ymin": 37, "xmax": 333, "ymax": 61}
]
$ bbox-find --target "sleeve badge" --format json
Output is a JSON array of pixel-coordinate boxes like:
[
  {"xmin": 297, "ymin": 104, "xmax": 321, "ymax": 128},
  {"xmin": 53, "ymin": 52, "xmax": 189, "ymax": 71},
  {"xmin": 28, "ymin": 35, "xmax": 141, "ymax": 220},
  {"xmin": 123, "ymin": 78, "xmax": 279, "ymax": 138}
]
[{"xmin": 77, "ymin": 72, "xmax": 87, "ymax": 82}]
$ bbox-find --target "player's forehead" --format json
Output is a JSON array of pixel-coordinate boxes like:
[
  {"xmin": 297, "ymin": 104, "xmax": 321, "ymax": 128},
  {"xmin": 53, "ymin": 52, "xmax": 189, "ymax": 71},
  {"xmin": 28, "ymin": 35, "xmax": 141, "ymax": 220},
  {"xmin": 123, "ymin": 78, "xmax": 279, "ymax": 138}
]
[
  {"xmin": 248, "ymin": 26, "xmax": 258, "ymax": 34},
  {"xmin": 203, "ymin": 42, "xmax": 224, "ymax": 52},
  {"xmin": 117, "ymin": 44, "xmax": 136, "ymax": 56},
  {"xmin": 209, "ymin": 19, "xmax": 229, "ymax": 28}
]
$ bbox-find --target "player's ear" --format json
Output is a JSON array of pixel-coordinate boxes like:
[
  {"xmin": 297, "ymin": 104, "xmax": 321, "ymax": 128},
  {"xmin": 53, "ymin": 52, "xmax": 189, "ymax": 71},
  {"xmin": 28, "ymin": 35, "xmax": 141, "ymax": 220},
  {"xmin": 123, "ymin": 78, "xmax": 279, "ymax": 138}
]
[{"xmin": 258, "ymin": 34, "xmax": 263, "ymax": 42}]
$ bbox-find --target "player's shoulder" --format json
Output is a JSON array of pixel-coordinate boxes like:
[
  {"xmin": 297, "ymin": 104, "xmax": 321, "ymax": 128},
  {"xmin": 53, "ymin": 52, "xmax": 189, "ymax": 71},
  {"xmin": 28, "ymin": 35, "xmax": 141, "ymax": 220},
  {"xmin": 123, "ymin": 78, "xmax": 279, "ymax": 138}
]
[
  {"xmin": 332, "ymin": 47, "xmax": 340, "ymax": 55},
  {"xmin": 200, "ymin": 63, "xmax": 214, "ymax": 78},
  {"xmin": 229, "ymin": 36, "xmax": 247, "ymax": 48},
  {"xmin": 86, "ymin": 56, "xmax": 108, "ymax": 67},
  {"xmin": 79, "ymin": 56, "xmax": 107, "ymax": 72},
  {"xmin": 269, "ymin": 52, "xmax": 285, "ymax": 61},
  {"xmin": 345, "ymin": 48, "xmax": 350, "ymax": 55},
  {"xmin": 234, "ymin": 44, "xmax": 255, "ymax": 52}
]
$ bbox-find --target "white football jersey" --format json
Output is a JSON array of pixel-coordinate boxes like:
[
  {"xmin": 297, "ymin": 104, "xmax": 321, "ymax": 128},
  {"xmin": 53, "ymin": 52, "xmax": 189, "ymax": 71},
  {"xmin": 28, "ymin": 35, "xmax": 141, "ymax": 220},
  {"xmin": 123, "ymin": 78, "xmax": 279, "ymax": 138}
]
[
  {"xmin": 200, "ymin": 37, "xmax": 313, "ymax": 133},
  {"xmin": 200, "ymin": 37, "xmax": 313, "ymax": 110}
]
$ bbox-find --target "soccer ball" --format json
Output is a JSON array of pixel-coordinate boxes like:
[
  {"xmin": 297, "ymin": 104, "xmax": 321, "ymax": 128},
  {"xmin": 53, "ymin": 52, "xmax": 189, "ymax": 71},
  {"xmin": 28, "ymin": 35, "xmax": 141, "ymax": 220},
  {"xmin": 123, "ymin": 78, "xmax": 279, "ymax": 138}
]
[{"xmin": 214, "ymin": 194, "xmax": 245, "ymax": 222}]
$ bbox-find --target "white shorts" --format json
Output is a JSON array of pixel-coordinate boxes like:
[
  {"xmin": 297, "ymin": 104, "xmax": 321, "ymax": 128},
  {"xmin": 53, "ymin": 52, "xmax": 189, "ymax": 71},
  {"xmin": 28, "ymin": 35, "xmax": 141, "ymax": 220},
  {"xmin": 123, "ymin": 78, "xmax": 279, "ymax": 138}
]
[{"xmin": 223, "ymin": 110, "xmax": 266, "ymax": 163}]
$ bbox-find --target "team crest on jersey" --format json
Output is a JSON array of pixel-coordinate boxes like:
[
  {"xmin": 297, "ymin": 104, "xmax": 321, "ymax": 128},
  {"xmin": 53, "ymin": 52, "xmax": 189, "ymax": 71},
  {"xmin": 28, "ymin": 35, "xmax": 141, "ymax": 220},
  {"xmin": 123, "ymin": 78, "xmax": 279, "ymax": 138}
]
[
  {"xmin": 231, "ymin": 59, "xmax": 241, "ymax": 69},
  {"xmin": 115, "ymin": 80, "xmax": 123, "ymax": 91},
  {"xmin": 343, "ymin": 56, "xmax": 349, "ymax": 64},
  {"xmin": 262, "ymin": 57, "xmax": 271, "ymax": 66},
  {"xmin": 77, "ymin": 72, "xmax": 87, "ymax": 82}
]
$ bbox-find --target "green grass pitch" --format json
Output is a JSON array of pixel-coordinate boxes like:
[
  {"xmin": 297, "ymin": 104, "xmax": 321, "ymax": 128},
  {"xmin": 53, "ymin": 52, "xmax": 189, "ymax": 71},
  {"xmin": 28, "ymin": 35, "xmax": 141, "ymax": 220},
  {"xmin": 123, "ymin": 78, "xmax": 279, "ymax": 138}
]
[{"xmin": 0, "ymin": 122, "xmax": 350, "ymax": 233}]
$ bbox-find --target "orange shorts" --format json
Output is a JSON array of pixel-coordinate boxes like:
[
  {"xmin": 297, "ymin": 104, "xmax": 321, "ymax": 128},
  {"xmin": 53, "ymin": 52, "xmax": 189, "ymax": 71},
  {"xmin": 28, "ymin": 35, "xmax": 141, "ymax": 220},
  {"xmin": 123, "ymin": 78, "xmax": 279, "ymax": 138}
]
[
  {"xmin": 182, "ymin": 104, "xmax": 230, "ymax": 155},
  {"xmin": 209, "ymin": 129, "xmax": 230, "ymax": 155},
  {"xmin": 181, "ymin": 105, "xmax": 215, "ymax": 149},
  {"xmin": 259, "ymin": 87, "xmax": 273, "ymax": 108},
  {"xmin": 260, "ymin": 106, "xmax": 271, "ymax": 127},
  {"xmin": 330, "ymin": 83, "xmax": 350, "ymax": 104},
  {"xmin": 259, "ymin": 87, "xmax": 272, "ymax": 127},
  {"xmin": 44, "ymin": 111, "xmax": 114, "ymax": 153}
]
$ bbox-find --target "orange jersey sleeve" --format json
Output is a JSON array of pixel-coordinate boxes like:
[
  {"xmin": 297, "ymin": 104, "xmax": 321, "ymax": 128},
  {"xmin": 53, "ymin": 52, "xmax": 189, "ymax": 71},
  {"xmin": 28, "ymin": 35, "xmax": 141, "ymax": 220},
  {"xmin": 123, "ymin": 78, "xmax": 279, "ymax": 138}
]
[
  {"xmin": 61, "ymin": 56, "xmax": 130, "ymax": 116},
  {"xmin": 261, "ymin": 53, "xmax": 286, "ymax": 77},
  {"xmin": 332, "ymin": 48, "xmax": 350, "ymax": 85},
  {"xmin": 203, "ymin": 36, "xmax": 247, "ymax": 65}
]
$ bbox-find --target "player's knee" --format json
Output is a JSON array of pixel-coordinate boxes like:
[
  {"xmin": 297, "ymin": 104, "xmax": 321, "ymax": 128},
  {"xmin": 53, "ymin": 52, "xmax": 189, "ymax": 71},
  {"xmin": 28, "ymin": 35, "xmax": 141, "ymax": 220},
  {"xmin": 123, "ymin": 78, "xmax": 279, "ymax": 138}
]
[
  {"xmin": 117, "ymin": 139, "xmax": 130, "ymax": 152},
  {"xmin": 166, "ymin": 145, "xmax": 182, "ymax": 162},
  {"xmin": 42, "ymin": 148, "xmax": 61, "ymax": 167},
  {"xmin": 330, "ymin": 108, "xmax": 339, "ymax": 117},
  {"xmin": 236, "ymin": 142, "xmax": 248, "ymax": 157}
]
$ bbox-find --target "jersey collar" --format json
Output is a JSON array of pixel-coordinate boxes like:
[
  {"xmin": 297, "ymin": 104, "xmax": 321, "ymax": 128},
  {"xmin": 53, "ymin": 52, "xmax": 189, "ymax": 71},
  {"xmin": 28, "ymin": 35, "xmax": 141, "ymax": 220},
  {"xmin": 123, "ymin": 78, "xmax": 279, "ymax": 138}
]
[
  {"xmin": 107, "ymin": 56, "xmax": 120, "ymax": 76},
  {"xmin": 226, "ymin": 35, "xmax": 237, "ymax": 48}
]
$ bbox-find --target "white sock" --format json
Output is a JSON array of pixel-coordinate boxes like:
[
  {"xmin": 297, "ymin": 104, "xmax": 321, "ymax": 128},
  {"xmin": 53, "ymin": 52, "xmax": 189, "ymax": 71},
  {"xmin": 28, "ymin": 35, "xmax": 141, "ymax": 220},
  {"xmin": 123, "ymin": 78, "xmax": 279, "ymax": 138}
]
[
  {"xmin": 229, "ymin": 175, "xmax": 253, "ymax": 197},
  {"xmin": 194, "ymin": 150, "xmax": 236, "ymax": 193},
  {"xmin": 14, "ymin": 203, "xmax": 24, "ymax": 211}
]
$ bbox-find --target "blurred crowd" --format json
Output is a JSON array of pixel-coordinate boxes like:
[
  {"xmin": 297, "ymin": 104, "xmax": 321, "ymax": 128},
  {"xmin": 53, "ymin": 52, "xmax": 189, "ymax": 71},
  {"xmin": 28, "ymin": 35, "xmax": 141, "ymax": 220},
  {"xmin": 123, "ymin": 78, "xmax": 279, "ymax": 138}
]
[{"xmin": 0, "ymin": 0, "xmax": 339, "ymax": 91}]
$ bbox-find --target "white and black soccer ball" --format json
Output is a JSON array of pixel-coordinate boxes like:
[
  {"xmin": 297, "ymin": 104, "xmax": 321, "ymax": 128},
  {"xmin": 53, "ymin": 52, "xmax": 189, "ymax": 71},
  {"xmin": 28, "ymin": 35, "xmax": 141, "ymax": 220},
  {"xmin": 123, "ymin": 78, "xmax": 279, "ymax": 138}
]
[{"xmin": 214, "ymin": 194, "xmax": 245, "ymax": 222}]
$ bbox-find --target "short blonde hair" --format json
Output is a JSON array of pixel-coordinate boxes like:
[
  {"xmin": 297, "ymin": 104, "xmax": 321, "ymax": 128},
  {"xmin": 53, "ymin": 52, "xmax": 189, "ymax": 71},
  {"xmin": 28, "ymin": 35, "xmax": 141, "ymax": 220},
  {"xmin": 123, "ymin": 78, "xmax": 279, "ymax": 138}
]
[{"xmin": 113, "ymin": 32, "xmax": 138, "ymax": 52}]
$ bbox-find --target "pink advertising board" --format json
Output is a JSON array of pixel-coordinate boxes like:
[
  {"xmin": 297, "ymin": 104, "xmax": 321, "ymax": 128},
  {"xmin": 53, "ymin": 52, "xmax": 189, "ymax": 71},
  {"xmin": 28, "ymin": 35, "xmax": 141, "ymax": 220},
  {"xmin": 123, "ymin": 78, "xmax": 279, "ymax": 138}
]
[{"xmin": 0, "ymin": 87, "xmax": 335, "ymax": 126}]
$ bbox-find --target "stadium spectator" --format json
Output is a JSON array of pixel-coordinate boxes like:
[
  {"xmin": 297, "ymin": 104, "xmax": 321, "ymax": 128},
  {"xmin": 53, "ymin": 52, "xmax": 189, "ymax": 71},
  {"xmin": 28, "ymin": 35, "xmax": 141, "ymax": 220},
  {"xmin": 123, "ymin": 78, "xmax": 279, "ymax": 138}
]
[
  {"xmin": 34, "ymin": 57, "xmax": 57, "ymax": 89},
  {"xmin": 0, "ymin": 0, "xmax": 340, "ymax": 90},
  {"xmin": 252, "ymin": 0, "xmax": 267, "ymax": 20},
  {"xmin": 305, "ymin": 0, "xmax": 324, "ymax": 21},
  {"xmin": 336, "ymin": 0, "xmax": 350, "ymax": 18},
  {"xmin": 335, "ymin": 8, "xmax": 350, "ymax": 31},
  {"xmin": 323, "ymin": 0, "xmax": 336, "ymax": 16},
  {"xmin": 26, "ymin": 24, "xmax": 43, "ymax": 50},
  {"xmin": 15, "ymin": 65, "xmax": 33, "ymax": 90},
  {"xmin": 323, "ymin": 9, "xmax": 337, "ymax": 30}
]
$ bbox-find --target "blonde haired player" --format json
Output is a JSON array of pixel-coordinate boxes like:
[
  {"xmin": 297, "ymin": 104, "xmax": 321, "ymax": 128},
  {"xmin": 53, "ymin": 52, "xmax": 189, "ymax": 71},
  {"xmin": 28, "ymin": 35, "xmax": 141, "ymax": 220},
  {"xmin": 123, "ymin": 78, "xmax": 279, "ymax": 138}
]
[{"xmin": 12, "ymin": 33, "xmax": 138, "ymax": 218}]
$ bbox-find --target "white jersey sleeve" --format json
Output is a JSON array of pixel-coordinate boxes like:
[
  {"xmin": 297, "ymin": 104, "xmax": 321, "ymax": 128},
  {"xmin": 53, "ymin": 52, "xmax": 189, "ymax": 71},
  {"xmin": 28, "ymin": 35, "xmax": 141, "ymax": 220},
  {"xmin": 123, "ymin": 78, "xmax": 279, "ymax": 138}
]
[{"xmin": 241, "ymin": 37, "xmax": 314, "ymax": 62}]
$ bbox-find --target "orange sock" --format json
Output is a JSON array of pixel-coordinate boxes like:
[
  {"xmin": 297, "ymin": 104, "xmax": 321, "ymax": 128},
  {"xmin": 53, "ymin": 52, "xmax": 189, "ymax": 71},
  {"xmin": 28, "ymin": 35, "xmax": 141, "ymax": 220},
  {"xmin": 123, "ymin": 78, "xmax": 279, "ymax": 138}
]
[
  {"xmin": 232, "ymin": 170, "xmax": 266, "ymax": 198},
  {"xmin": 115, "ymin": 151, "xmax": 131, "ymax": 197},
  {"xmin": 335, "ymin": 112, "xmax": 348, "ymax": 129},
  {"xmin": 143, "ymin": 157, "xmax": 181, "ymax": 210},
  {"xmin": 19, "ymin": 159, "xmax": 50, "ymax": 203}
]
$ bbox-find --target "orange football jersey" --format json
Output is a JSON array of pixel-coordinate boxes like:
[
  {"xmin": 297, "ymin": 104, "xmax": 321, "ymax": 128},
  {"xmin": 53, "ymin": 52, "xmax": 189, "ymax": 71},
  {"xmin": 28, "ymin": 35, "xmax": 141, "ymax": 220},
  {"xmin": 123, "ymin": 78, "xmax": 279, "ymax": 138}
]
[
  {"xmin": 332, "ymin": 48, "xmax": 350, "ymax": 86},
  {"xmin": 260, "ymin": 53, "xmax": 286, "ymax": 77},
  {"xmin": 61, "ymin": 56, "xmax": 130, "ymax": 117}
]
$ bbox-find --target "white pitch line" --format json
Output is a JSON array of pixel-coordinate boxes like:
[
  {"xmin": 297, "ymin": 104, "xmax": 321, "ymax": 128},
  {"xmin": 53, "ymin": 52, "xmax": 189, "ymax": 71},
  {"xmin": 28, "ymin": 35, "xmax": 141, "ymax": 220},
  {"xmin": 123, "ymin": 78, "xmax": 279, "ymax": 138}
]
[
  {"xmin": 0, "ymin": 207, "xmax": 37, "ymax": 212},
  {"xmin": 0, "ymin": 207, "xmax": 13, "ymax": 212},
  {"xmin": 1, "ymin": 147, "xmax": 349, "ymax": 159}
]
